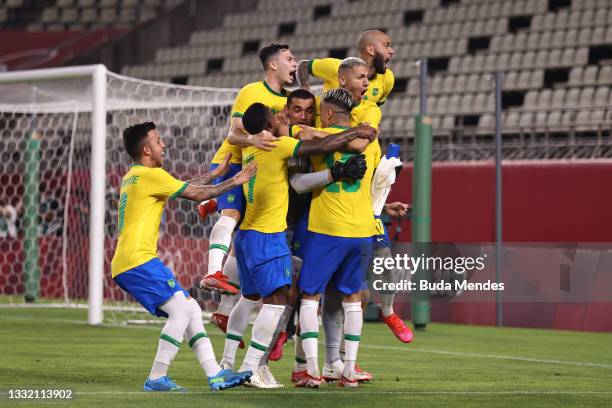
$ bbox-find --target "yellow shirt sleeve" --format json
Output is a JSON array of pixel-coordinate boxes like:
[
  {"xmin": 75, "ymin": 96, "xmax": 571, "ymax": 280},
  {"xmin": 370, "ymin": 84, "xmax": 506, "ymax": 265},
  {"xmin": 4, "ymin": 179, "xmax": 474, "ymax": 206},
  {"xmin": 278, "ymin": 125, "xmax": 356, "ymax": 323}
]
[
  {"xmin": 289, "ymin": 125, "xmax": 303, "ymax": 138},
  {"xmin": 146, "ymin": 168, "xmax": 188, "ymax": 200},
  {"xmin": 273, "ymin": 136, "xmax": 302, "ymax": 160},
  {"xmin": 230, "ymin": 86, "xmax": 253, "ymax": 118},
  {"xmin": 362, "ymin": 104, "xmax": 383, "ymax": 130},
  {"xmin": 378, "ymin": 70, "xmax": 395, "ymax": 106},
  {"xmin": 309, "ymin": 58, "xmax": 341, "ymax": 82}
]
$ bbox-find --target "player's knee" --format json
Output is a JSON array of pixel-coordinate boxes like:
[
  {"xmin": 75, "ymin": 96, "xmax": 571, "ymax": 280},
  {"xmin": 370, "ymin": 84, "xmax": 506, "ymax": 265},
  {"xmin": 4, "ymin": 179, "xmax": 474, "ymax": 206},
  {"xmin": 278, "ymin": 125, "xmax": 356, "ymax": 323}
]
[
  {"xmin": 342, "ymin": 292, "xmax": 362, "ymax": 303},
  {"xmin": 221, "ymin": 209, "xmax": 242, "ymax": 222},
  {"xmin": 187, "ymin": 297, "xmax": 202, "ymax": 319}
]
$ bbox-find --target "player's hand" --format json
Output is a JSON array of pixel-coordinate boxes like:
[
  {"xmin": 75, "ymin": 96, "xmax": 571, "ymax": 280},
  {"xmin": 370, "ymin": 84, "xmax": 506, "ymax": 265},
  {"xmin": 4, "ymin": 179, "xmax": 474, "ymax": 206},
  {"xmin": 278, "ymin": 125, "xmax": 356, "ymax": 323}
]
[
  {"xmin": 249, "ymin": 130, "xmax": 278, "ymax": 151},
  {"xmin": 384, "ymin": 202, "xmax": 410, "ymax": 217},
  {"xmin": 352, "ymin": 123, "xmax": 377, "ymax": 142},
  {"xmin": 330, "ymin": 154, "xmax": 367, "ymax": 181},
  {"xmin": 233, "ymin": 162, "xmax": 257, "ymax": 185},
  {"xmin": 295, "ymin": 125, "xmax": 316, "ymax": 141},
  {"xmin": 210, "ymin": 154, "xmax": 232, "ymax": 178}
]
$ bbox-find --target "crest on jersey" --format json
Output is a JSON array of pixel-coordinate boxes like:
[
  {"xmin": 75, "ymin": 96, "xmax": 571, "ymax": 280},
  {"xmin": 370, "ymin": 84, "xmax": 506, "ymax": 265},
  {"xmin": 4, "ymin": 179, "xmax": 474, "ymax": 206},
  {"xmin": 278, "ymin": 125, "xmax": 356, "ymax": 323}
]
[
  {"xmin": 227, "ymin": 194, "xmax": 235, "ymax": 203},
  {"xmin": 167, "ymin": 279, "xmax": 176, "ymax": 288},
  {"xmin": 372, "ymin": 88, "xmax": 379, "ymax": 96}
]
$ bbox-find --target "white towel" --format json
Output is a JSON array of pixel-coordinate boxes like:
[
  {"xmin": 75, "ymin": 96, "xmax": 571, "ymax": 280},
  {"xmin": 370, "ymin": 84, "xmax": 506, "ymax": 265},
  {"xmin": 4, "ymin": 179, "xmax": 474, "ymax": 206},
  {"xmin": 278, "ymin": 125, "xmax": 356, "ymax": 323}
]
[{"xmin": 371, "ymin": 156, "xmax": 402, "ymax": 216}]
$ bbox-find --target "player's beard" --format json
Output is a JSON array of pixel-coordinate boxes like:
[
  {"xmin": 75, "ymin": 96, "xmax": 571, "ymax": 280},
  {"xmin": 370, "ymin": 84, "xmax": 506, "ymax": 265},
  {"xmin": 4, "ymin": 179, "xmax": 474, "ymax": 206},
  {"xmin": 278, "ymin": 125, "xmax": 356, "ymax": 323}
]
[{"xmin": 373, "ymin": 52, "xmax": 387, "ymax": 75}]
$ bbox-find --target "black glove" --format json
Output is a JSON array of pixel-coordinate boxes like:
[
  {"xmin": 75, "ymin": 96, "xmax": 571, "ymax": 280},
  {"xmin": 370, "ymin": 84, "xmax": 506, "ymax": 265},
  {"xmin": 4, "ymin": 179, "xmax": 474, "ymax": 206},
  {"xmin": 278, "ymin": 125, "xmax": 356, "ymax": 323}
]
[{"xmin": 330, "ymin": 154, "xmax": 367, "ymax": 181}]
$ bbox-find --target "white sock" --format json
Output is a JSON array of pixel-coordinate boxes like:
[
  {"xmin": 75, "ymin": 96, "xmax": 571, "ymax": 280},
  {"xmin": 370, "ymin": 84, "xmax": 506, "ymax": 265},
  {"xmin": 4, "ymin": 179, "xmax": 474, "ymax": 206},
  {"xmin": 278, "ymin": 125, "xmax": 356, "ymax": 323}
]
[
  {"xmin": 294, "ymin": 334, "xmax": 307, "ymax": 371},
  {"xmin": 183, "ymin": 298, "xmax": 221, "ymax": 377},
  {"xmin": 222, "ymin": 296, "xmax": 259, "ymax": 368},
  {"xmin": 207, "ymin": 215, "xmax": 237, "ymax": 275},
  {"xmin": 239, "ymin": 304, "xmax": 285, "ymax": 372},
  {"xmin": 150, "ymin": 292, "xmax": 191, "ymax": 380},
  {"xmin": 299, "ymin": 299, "xmax": 320, "ymax": 377},
  {"xmin": 223, "ymin": 253, "xmax": 240, "ymax": 287},
  {"xmin": 216, "ymin": 254, "xmax": 239, "ymax": 316},
  {"xmin": 322, "ymin": 291, "xmax": 343, "ymax": 364},
  {"xmin": 259, "ymin": 305, "xmax": 293, "ymax": 366},
  {"xmin": 342, "ymin": 301, "xmax": 363, "ymax": 378},
  {"xmin": 381, "ymin": 293, "xmax": 395, "ymax": 317}
]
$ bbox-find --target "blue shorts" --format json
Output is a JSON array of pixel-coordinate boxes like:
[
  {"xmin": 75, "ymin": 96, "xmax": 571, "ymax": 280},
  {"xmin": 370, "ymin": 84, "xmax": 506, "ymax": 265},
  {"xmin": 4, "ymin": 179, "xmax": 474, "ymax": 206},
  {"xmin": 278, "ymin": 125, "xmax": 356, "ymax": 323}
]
[
  {"xmin": 113, "ymin": 258, "xmax": 188, "ymax": 317},
  {"xmin": 373, "ymin": 215, "xmax": 391, "ymax": 249},
  {"xmin": 235, "ymin": 229, "xmax": 292, "ymax": 297},
  {"xmin": 291, "ymin": 208, "xmax": 312, "ymax": 259},
  {"xmin": 299, "ymin": 232, "xmax": 373, "ymax": 296},
  {"xmin": 210, "ymin": 163, "xmax": 245, "ymax": 212}
]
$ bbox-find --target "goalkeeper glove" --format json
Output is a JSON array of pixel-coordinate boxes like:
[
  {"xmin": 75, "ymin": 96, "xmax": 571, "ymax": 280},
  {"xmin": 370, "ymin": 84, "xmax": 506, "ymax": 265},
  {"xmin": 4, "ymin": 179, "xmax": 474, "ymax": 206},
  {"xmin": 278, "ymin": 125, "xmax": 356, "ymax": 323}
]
[{"xmin": 330, "ymin": 154, "xmax": 367, "ymax": 181}]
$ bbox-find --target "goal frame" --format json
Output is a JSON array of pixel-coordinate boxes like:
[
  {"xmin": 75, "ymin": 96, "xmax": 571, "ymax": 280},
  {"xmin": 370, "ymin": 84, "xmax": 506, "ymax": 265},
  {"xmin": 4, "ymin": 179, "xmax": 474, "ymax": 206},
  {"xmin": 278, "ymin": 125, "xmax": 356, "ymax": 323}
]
[{"xmin": 0, "ymin": 64, "xmax": 107, "ymax": 325}]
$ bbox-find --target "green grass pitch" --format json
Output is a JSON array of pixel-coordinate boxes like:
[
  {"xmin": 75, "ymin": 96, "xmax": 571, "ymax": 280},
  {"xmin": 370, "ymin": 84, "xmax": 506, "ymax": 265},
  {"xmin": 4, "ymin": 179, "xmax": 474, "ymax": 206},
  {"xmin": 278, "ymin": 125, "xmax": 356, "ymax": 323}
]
[{"xmin": 1, "ymin": 307, "xmax": 611, "ymax": 408}]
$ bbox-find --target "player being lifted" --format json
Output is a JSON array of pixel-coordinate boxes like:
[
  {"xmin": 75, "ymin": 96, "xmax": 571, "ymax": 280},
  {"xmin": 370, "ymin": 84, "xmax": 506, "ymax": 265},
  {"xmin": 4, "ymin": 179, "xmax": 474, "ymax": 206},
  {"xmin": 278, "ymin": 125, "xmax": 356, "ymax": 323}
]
[
  {"xmin": 298, "ymin": 29, "xmax": 394, "ymax": 106},
  {"xmin": 200, "ymin": 43, "xmax": 297, "ymax": 294},
  {"xmin": 200, "ymin": 44, "xmax": 297, "ymax": 338},
  {"xmin": 299, "ymin": 33, "xmax": 413, "ymax": 345},
  {"xmin": 219, "ymin": 101, "xmax": 375, "ymax": 387},
  {"xmin": 111, "ymin": 122, "xmax": 256, "ymax": 392}
]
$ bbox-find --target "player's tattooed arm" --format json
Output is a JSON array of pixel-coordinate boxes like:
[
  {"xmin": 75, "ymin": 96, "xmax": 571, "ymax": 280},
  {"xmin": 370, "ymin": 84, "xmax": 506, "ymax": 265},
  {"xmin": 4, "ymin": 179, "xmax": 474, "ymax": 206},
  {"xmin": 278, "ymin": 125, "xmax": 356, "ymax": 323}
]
[
  {"xmin": 296, "ymin": 124, "xmax": 376, "ymax": 157},
  {"xmin": 186, "ymin": 154, "xmax": 232, "ymax": 186},
  {"xmin": 180, "ymin": 162, "xmax": 257, "ymax": 202},
  {"xmin": 297, "ymin": 60, "xmax": 311, "ymax": 91}
]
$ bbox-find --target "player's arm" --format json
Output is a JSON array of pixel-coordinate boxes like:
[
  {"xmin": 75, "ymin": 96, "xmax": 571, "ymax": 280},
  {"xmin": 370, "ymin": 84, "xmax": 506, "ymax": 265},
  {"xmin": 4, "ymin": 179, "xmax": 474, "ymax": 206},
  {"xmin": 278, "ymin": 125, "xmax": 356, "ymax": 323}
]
[
  {"xmin": 227, "ymin": 116, "xmax": 278, "ymax": 151},
  {"xmin": 296, "ymin": 124, "xmax": 376, "ymax": 157},
  {"xmin": 383, "ymin": 202, "xmax": 410, "ymax": 217},
  {"xmin": 180, "ymin": 162, "xmax": 257, "ymax": 202},
  {"xmin": 297, "ymin": 60, "xmax": 311, "ymax": 91},
  {"xmin": 289, "ymin": 155, "xmax": 367, "ymax": 193},
  {"xmin": 187, "ymin": 154, "xmax": 232, "ymax": 186}
]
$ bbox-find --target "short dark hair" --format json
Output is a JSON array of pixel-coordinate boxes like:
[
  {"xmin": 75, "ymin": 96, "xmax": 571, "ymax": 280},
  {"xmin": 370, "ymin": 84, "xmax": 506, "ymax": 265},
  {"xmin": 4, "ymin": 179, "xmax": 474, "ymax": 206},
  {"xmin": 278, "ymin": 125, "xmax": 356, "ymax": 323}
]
[
  {"xmin": 321, "ymin": 88, "xmax": 355, "ymax": 113},
  {"xmin": 242, "ymin": 103, "xmax": 272, "ymax": 135},
  {"xmin": 287, "ymin": 89, "xmax": 315, "ymax": 107},
  {"xmin": 259, "ymin": 43, "xmax": 289, "ymax": 69},
  {"xmin": 123, "ymin": 122, "xmax": 156, "ymax": 160}
]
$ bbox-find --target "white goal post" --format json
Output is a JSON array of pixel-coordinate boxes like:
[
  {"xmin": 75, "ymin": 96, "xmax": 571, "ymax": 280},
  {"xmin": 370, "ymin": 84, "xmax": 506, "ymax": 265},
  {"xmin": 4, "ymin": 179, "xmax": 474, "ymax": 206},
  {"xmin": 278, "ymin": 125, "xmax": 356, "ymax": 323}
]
[
  {"xmin": 0, "ymin": 65, "xmax": 239, "ymax": 325},
  {"xmin": 0, "ymin": 65, "xmax": 108, "ymax": 325}
]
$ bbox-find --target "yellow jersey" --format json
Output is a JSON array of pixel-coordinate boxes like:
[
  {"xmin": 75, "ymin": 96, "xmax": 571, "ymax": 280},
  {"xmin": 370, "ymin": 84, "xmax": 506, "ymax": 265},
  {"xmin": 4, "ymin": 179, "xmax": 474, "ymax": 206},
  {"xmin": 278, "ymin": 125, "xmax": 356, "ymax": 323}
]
[
  {"xmin": 308, "ymin": 126, "xmax": 380, "ymax": 238},
  {"xmin": 111, "ymin": 165, "xmax": 188, "ymax": 277},
  {"xmin": 240, "ymin": 136, "xmax": 302, "ymax": 233},
  {"xmin": 308, "ymin": 58, "xmax": 395, "ymax": 105},
  {"xmin": 211, "ymin": 81, "xmax": 288, "ymax": 164},
  {"xmin": 314, "ymin": 96, "xmax": 382, "ymax": 130}
]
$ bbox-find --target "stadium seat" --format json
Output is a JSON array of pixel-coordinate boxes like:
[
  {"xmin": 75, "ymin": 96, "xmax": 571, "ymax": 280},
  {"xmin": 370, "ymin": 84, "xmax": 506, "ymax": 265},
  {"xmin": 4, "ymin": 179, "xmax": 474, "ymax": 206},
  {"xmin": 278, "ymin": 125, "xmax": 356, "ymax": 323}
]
[
  {"xmin": 524, "ymin": 90, "xmax": 538, "ymax": 109},
  {"xmin": 534, "ymin": 111, "xmax": 548, "ymax": 132},
  {"xmin": 583, "ymin": 66, "xmax": 599, "ymax": 85},
  {"xmin": 594, "ymin": 86, "xmax": 609, "ymax": 106},
  {"xmin": 579, "ymin": 87, "xmax": 595, "ymax": 106},
  {"xmin": 568, "ymin": 67, "xmax": 584, "ymax": 85},
  {"xmin": 551, "ymin": 88, "xmax": 566, "ymax": 108},
  {"xmin": 597, "ymin": 66, "xmax": 612, "ymax": 84},
  {"xmin": 565, "ymin": 88, "xmax": 580, "ymax": 107},
  {"xmin": 537, "ymin": 89, "xmax": 552, "ymax": 108}
]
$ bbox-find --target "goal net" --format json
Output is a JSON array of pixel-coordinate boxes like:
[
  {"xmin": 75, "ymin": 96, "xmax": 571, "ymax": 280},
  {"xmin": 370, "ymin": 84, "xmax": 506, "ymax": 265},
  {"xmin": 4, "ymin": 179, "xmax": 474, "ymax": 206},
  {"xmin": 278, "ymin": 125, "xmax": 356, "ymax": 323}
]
[{"xmin": 0, "ymin": 65, "xmax": 238, "ymax": 324}]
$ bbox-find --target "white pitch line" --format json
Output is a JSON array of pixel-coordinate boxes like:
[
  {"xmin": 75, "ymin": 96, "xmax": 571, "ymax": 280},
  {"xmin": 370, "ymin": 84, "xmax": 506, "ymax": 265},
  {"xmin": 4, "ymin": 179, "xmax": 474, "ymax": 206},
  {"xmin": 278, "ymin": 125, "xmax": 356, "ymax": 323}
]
[
  {"xmin": 360, "ymin": 344, "xmax": 612, "ymax": 369},
  {"xmin": 2, "ymin": 314, "xmax": 612, "ymax": 370},
  {"xmin": 46, "ymin": 390, "xmax": 612, "ymax": 396}
]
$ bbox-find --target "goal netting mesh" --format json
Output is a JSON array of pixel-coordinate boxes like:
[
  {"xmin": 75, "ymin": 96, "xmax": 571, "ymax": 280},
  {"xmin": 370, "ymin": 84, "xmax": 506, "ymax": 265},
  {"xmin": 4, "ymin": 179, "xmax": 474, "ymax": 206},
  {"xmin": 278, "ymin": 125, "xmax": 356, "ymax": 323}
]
[{"xmin": 0, "ymin": 70, "xmax": 238, "ymax": 324}]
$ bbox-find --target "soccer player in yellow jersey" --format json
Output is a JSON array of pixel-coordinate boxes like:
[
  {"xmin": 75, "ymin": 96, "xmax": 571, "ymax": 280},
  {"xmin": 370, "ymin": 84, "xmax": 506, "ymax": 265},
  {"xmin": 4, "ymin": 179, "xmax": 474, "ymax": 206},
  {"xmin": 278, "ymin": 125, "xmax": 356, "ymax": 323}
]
[
  {"xmin": 291, "ymin": 87, "xmax": 379, "ymax": 388},
  {"xmin": 298, "ymin": 30, "xmax": 395, "ymax": 106},
  {"xmin": 201, "ymin": 43, "xmax": 298, "ymax": 297},
  {"xmin": 218, "ymin": 102, "xmax": 376, "ymax": 387},
  {"xmin": 111, "ymin": 122, "xmax": 256, "ymax": 392}
]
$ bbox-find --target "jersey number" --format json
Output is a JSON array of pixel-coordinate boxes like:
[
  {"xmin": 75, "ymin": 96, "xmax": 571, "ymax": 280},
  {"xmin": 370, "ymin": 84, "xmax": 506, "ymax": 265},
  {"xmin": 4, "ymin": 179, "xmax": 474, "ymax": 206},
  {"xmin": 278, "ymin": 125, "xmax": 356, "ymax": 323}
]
[
  {"xmin": 324, "ymin": 153, "xmax": 361, "ymax": 193},
  {"xmin": 118, "ymin": 192, "xmax": 128, "ymax": 234}
]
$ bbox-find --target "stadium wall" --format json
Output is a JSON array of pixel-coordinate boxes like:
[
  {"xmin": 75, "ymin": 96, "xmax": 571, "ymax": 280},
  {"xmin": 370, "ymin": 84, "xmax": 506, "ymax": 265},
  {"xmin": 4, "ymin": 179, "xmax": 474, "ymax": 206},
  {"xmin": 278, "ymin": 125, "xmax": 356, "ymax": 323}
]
[{"xmin": 388, "ymin": 161, "xmax": 612, "ymax": 243}]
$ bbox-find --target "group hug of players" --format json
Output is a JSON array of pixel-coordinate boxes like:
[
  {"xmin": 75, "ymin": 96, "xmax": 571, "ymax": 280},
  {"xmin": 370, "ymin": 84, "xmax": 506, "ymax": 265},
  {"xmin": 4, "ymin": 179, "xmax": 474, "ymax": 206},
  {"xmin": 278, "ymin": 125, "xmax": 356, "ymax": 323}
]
[{"xmin": 110, "ymin": 30, "xmax": 413, "ymax": 392}]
